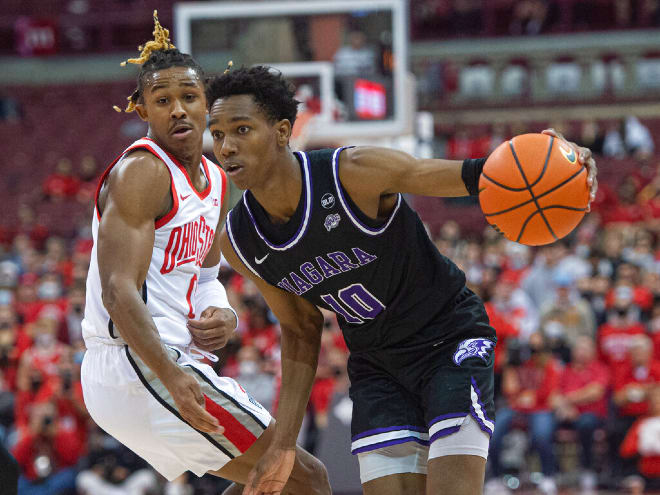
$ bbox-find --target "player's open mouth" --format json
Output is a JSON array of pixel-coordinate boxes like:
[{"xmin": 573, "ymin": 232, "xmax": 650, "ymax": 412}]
[
  {"xmin": 170, "ymin": 124, "xmax": 193, "ymax": 138},
  {"xmin": 224, "ymin": 163, "xmax": 242, "ymax": 174}
]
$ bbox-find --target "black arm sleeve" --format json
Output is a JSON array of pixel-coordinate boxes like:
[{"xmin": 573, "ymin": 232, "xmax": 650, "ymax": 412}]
[{"xmin": 461, "ymin": 157, "xmax": 487, "ymax": 196}]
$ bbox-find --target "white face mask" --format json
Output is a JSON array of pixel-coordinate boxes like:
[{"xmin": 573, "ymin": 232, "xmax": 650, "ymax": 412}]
[
  {"xmin": 34, "ymin": 333, "xmax": 55, "ymax": 349},
  {"xmin": 38, "ymin": 281, "xmax": 61, "ymax": 300},
  {"xmin": 239, "ymin": 360, "xmax": 259, "ymax": 376}
]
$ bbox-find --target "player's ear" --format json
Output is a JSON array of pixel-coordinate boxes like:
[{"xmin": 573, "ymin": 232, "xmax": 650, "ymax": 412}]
[
  {"xmin": 135, "ymin": 103, "xmax": 148, "ymax": 122},
  {"xmin": 275, "ymin": 119, "xmax": 292, "ymax": 147}
]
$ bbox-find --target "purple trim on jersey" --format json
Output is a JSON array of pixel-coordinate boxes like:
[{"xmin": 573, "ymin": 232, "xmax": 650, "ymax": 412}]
[
  {"xmin": 429, "ymin": 425, "xmax": 463, "ymax": 443},
  {"xmin": 331, "ymin": 146, "xmax": 402, "ymax": 236},
  {"xmin": 226, "ymin": 210, "xmax": 262, "ymax": 279},
  {"xmin": 351, "ymin": 424, "xmax": 427, "ymax": 442},
  {"xmin": 242, "ymin": 151, "xmax": 312, "ymax": 251},
  {"xmin": 351, "ymin": 436, "xmax": 430, "ymax": 455},
  {"xmin": 470, "ymin": 376, "xmax": 494, "ymax": 436},
  {"xmin": 428, "ymin": 412, "xmax": 468, "ymax": 427}
]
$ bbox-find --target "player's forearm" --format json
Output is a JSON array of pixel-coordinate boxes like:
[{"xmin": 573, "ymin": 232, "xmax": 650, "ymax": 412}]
[
  {"xmin": 101, "ymin": 279, "xmax": 180, "ymax": 382},
  {"xmin": 272, "ymin": 324, "xmax": 321, "ymax": 449}
]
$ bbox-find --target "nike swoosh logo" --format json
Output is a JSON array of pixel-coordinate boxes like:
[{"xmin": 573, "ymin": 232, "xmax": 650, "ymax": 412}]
[
  {"xmin": 180, "ymin": 194, "xmax": 191, "ymax": 201},
  {"xmin": 559, "ymin": 144, "xmax": 577, "ymax": 164},
  {"xmin": 255, "ymin": 254, "xmax": 269, "ymax": 264}
]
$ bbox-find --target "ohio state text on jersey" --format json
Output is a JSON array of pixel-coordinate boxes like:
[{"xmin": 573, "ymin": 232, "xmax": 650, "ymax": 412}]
[{"xmin": 82, "ymin": 137, "xmax": 227, "ymax": 347}]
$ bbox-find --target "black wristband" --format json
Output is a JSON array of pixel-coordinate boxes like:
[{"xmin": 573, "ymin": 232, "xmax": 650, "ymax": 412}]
[{"xmin": 461, "ymin": 157, "xmax": 487, "ymax": 196}]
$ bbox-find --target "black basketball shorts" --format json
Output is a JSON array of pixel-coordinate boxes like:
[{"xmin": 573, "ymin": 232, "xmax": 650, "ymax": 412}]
[{"xmin": 347, "ymin": 287, "xmax": 496, "ymax": 455}]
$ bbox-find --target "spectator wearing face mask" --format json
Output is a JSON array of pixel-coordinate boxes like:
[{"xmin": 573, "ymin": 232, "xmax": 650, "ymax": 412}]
[
  {"xmin": 606, "ymin": 263, "xmax": 654, "ymax": 316},
  {"xmin": 14, "ymin": 316, "xmax": 69, "ymax": 428},
  {"xmin": 490, "ymin": 333, "xmax": 562, "ymax": 492},
  {"xmin": 621, "ymin": 385, "xmax": 660, "ymax": 489},
  {"xmin": 611, "ymin": 335, "xmax": 660, "ymax": 480},
  {"xmin": 63, "ymin": 284, "xmax": 85, "ymax": 346},
  {"xmin": 598, "ymin": 285, "xmax": 647, "ymax": 369},
  {"xmin": 490, "ymin": 270, "xmax": 539, "ymax": 341},
  {"xmin": 539, "ymin": 272, "xmax": 596, "ymax": 349},
  {"xmin": 235, "ymin": 345, "xmax": 275, "ymax": 413},
  {"xmin": 577, "ymin": 274, "xmax": 611, "ymax": 327},
  {"xmin": 553, "ymin": 337, "xmax": 610, "ymax": 491},
  {"xmin": 76, "ymin": 435, "xmax": 157, "ymax": 495},
  {"xmin": 13, "ymin": 400, "xmax": 83, "ymax": 495}
]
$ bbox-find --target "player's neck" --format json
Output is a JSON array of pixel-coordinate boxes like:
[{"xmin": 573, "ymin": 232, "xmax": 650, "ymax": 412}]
[
  {"xmin": 149, "ymin": 133, "xmax": 205, "ymax": 190},
  {"xmin": 250, "ymin": 149, "xmax": 301, "ymax": 224}
]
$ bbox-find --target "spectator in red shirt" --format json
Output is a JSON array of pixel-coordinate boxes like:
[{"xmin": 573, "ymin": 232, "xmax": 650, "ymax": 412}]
[
  {"xmin": 239, "ymin": 297, "xmax": 280, "ymax": 358},
  {"xmin": 42, "ymin": 158, "xmax": 81, "ymax": 201},
  {"xmin": 75, "ymin": 155, "xmax": 99, "ymax": 206},
  {"xmin": 606, "ymin": 264, "xmax": 654, "ymax": 315},
  {"xmin": 614, "ymin": 335, "xmax": 660, "ymax": 417},
  {"xmin": 621, "ymin": 385, "xmax": 660, "ymax": 489},
  {"xmin": 597, "ymin": 285, "xmax": 647, "ymax": 369},
  {"xmin": 13, "ymin": 400, "xmax": 81, "ymax": 494},
  {"xmin": 603, "ymin": 177, "xmax": 646, "ymax": 226},
  {"xmin": 483, "ymin": 301, "xmax": 519, "ymax": 373},
  {"xmin": 553, "ymin": 336, "xmax": 609, "ymax": 488},
  {"xmin": 490, "ymin": 332, "xmax": 561, "ymax": 487},
  {"xmin": 611, "ymin": 335, "xmax": 660, "ymax": 479}
]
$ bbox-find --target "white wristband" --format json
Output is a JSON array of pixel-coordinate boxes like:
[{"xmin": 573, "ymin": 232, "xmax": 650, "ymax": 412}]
[{"xmin": 194, "ymin": 264, "xmax": 238, "ymax": 330}]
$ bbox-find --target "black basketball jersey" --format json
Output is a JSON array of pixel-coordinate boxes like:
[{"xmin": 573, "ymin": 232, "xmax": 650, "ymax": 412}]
[{"xmin": 226, "ymin": 147, "xmax": 468, "ymax": 352}]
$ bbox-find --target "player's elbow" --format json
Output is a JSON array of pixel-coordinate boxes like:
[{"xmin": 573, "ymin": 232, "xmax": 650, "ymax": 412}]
[
  {"xmin": 280, "ymin": 312, "xmax": 324, "ymax": 360},
  {"xmin": 100, "ymin": 277, "xmax": 128, "ymax": 316}
]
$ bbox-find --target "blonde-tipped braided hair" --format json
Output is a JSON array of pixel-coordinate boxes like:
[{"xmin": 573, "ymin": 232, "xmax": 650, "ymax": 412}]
[{"xmin": 114, "ymin": 10, "xmax": 204, "ymax": 113}]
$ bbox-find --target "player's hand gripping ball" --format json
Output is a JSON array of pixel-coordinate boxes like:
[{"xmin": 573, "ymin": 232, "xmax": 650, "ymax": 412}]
[{"xmin": 478, "ymin": 132, "xmax": 593, "ymax": 246}]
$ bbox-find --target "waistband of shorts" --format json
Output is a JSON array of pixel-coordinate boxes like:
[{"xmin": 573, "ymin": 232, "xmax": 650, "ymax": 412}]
[{"xmin": 84, "ymin": 336, "xmax": 126, "ymax": 348}]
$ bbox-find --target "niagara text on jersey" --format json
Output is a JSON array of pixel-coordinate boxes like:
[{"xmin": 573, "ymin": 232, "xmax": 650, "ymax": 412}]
[{"xmin": 81, "ymin": 137, "xmax": 227, "ymax": 348}]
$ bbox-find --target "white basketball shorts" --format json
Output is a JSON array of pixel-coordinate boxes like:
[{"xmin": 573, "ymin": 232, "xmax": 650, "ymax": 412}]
[{"xmin": 81, "ymin": 340, "xmax": 272, "ymax": 481}]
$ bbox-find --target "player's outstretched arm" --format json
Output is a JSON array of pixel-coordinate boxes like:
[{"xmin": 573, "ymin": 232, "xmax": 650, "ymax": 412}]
[
  {"xmin": 220, "ymin": 229, "xmax": 324, "ymax": 495},
  {"xmin": 339, "ymin": 131, "xmax": 597, "ymax": 204},
  {"xmin": 98, "ymin": 153, "xmax": 222, "ymax": 435},
  {"xmin": 338, "ymin": 146, "xmax": 470, "ymax": 199}
]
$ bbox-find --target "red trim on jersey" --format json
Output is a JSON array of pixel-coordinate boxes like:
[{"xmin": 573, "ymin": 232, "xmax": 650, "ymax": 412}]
[
  {"xmin": 203, "ymin": 395, "xmax": 257, "ymax": 453},
  {"xmin": 143, "ymin": 137, "xmax": 212, "ymax": 200},
  {"xmin": 94, "ymin": 140, "xmax": 179, "ymax": 230},
  {"xmin": 204, "ymin": 157, "xmax": 227, "ymax": 209}
]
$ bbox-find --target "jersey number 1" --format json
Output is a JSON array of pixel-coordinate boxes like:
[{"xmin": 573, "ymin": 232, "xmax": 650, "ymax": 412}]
[
  {"xmin": 320, "ymin": 283, "xmax": 385, "ymax": 324},
  {"xmin": 186, "ymin": 274, "xmax": 198, "ymax": 319}
]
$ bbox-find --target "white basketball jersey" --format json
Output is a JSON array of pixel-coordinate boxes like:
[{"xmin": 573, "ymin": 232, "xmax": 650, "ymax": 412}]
[{"xmin": 82, "ymin": 137, "xmax": 227, "ymax": 347}]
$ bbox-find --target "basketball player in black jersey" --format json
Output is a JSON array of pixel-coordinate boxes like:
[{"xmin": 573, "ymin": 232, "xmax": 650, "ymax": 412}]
[{"xmin": 207, "ymin": 67, "xmax": 597, "ymax": 495}]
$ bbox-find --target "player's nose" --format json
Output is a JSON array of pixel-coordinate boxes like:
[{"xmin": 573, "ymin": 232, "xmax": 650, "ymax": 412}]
[
  {"xmin": 220, "ymin": 136, "xmax": 237, "ymax": 157},
  {"xmin": 170, "ymin": 99, "xmax": 187, "ymax": 119}
]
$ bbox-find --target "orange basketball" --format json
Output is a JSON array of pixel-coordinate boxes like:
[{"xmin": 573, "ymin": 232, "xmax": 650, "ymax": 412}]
[{"xmin": 478, "ymin": 133, "xmax": 589, "ymax": 246}]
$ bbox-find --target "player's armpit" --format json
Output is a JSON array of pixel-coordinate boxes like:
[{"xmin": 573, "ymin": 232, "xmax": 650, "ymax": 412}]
[
  {"xmin": 219, "ymin": 228, "xmax": 322, "ymax": 339},
  {"xmin": 338, "ymin": 146, "xmax": 471, "ymax": 202}
]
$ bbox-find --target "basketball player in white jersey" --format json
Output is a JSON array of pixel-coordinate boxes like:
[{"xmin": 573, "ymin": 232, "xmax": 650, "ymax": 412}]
[{"xmin": 80, "ymin": 14, "xmax": 329, "ymax": 494}]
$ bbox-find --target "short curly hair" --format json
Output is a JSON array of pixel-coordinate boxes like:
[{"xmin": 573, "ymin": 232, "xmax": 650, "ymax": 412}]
[{"xmin": 206, "ymin": 66, "xmax": 300, "ymax": 127}]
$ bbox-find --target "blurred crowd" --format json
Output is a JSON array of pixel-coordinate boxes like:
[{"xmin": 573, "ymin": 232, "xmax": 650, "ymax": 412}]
[
  {"xmin": 3, "ymin": 134, "xmax": 660, "ymax": 494},
  {"xmin": 411, "ymin": 0, "xmax": 660, "ymax": 39},
  {"xmin": 442, "ymin": 117, "xmax": 656, "ymax": 162}
]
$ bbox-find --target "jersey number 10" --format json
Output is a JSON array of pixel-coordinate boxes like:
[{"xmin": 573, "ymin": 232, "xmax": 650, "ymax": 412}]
[{"xmin": 320, "ymin": 283, "xmax": 386, "ymax": 324}]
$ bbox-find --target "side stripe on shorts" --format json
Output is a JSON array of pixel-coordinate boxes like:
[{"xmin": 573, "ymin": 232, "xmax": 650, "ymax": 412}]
[
  {"xmin": 470, "ymin": 377, "xmax": 495, "ymax": 436},
  {"xmin": 184, "ymin": 365, "xmax": 268, "ymax": 453},
  {"xmin": 124, "ymin": 345, "xmax": 235, "ymax": 459}
]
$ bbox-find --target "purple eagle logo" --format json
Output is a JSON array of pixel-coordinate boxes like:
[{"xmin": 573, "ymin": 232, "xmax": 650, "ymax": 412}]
[
  {"xmin": 324, "ymin": 213, "xmax": 340, "ymax": 232},
  {"xmin": 453, "ymin": 338, "xmax": 494, "ymax": 366}
]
